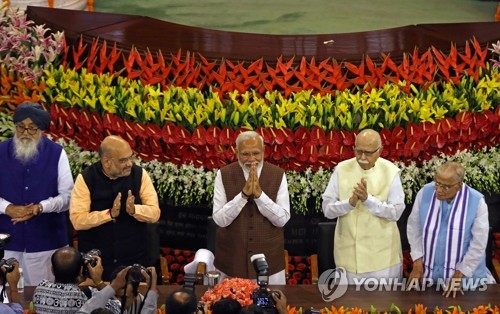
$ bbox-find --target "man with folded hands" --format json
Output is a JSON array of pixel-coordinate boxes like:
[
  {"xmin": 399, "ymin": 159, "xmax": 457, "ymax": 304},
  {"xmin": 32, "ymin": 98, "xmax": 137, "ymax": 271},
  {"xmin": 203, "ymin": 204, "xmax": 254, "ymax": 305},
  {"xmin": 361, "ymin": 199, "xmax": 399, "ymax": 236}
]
[
  {"xmin": 322, "ymin": 129, "xmax": 405, "ymax": 283},
  {"xmin": 212, "ymin": 131, "xmax": 290, "ymax": 284}
]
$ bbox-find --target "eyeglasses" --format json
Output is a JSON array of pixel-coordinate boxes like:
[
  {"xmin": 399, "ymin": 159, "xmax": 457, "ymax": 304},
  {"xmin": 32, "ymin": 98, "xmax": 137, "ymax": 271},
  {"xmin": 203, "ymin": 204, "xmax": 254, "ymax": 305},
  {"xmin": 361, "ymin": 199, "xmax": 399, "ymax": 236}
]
[
  {"xmin": 113, "ymin": 155, "xmax": 136, "ymax": 164},
  {"xmin": 434, "ymin": 181, "xmax": 460, "ymax": 191},
  {"xmin": 239, "ymin": 151, "xmax": 262, "ymax": 158},
  {"xmin": 15, "ymin": 124, "xmax": 39, "ymax": 135},
  {"xmin": 354, "ymin": 147, "xmax": 380, "ymax": 156}
]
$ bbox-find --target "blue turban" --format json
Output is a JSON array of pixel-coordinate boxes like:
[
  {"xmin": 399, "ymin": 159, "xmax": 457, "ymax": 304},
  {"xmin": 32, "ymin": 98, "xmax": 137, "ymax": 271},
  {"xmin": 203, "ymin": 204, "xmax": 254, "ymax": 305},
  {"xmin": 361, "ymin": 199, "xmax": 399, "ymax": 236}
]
[{"xmin": 13, "ymin": 102, "xmax": 51, "ymax": 131}]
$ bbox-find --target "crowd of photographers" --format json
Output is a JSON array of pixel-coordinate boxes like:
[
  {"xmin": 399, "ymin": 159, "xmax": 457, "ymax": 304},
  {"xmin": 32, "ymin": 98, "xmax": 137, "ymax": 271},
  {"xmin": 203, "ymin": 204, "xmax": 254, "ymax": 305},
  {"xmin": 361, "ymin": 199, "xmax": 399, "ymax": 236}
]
[{"xmin": 1, "ymin": 249, "xmax": 287, "ymax": 314}]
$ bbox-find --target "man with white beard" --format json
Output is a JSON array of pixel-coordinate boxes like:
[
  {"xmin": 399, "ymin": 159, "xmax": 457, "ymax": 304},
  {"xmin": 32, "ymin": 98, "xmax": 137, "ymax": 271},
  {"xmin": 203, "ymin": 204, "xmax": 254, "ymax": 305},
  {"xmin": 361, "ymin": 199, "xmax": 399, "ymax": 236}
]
[
  {"xmin": 0, "ymin": 102, "xmax": 74, "ymax": 286},
  {"xmin": 322, "ymin": 129, "xmax": 405, "ymax": 284},
  {"xmin": 212, "ymin": 130, "xmax": 290, "ymax": 284}
]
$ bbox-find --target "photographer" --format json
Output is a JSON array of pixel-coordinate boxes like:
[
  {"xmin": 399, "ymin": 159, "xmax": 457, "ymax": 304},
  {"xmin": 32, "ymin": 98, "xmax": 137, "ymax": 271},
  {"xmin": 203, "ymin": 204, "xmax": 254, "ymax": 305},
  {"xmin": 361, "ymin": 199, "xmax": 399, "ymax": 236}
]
[
  {"xmin": 78, "ymin": 265, "xmax": 158, "ymax": 314},
  {"xmin": 0, "ymin": 259, "xmax": 23, "ymax": 314},
  {"xmin": 33, "ymin": 247, "xmax": 114, "ymax": 313}
]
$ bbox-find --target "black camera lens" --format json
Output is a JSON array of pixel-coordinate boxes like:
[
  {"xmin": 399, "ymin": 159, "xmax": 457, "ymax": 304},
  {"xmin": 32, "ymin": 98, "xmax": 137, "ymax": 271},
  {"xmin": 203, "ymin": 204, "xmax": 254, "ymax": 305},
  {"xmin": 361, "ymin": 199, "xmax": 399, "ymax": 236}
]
[
  {"xmin": 0, "ymin": 257, "xmax": 17, "ymax": 273},
  {"xmin": 126, "ymin": 264, "xmax": 150, "ymax": 282},
  {"xmin": 81, "ymin": 249, "xmax": 101, "ymax": 277}
]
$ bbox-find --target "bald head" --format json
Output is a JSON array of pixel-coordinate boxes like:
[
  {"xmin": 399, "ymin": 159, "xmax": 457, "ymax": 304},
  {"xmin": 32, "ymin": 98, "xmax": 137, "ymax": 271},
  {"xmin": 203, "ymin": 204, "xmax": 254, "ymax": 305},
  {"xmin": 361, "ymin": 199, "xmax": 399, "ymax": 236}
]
[
  {"xmin": 51, "ymin": 247, "xmax": 82, "ymax": 284},
  {"xmin": 99, "ymin": 135, "xmax": 134, "ymax": 179},
  {"xmin": 99, "ymin": 135, "xmax": 130, "ymax": 158},
  {"xmin": 355, "ymin": 129, "xmax": 382, "ymax": 148},
  {"xmin": 354, "ymin": 129, "xmax": 382, "ymax": 170},
  {"xmin": 165, "ymin": 289, "xmax": 198, "ymax": 314}
]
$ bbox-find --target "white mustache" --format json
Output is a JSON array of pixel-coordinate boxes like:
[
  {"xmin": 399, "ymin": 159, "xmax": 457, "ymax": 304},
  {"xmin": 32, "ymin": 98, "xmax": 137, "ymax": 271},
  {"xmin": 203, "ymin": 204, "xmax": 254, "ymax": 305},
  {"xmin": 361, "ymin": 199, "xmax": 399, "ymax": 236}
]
[
  {"xmin": 358, "ymin": 159, "xmax": 369, "ymax": 164},
  {"xmin": 244, "ymin": 161, "xmax": 259, "ymax": 167}
]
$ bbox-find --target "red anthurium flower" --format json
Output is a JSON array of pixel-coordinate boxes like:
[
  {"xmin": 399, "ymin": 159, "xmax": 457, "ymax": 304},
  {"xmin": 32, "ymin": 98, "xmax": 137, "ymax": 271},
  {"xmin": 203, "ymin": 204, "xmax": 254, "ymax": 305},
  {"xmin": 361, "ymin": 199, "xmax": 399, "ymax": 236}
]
[
  {"xmin": 141, "ymin": 123, "xmax": 161, "ymax": 140},
  {"xmin": 331, "ymin": 143, "xmax": 351, "ymax": 163},
  {"xmin": 405, "ymin": 122, "xmax": 423, "ymax": 142},
  {"xmin": 102, "ymin": 112, "xmax": 123, "ymax": 133},
  {"xmin": 122, "ymin": 132, "xmax": 137, "ymax": 149},
  {"xmin": 68, "ymin": 107, "xmax": 81, "ymax": 127},
  {"xmin": 123, "ymin": 119, "xmax": 138, "ymax": 138},
  {"xmin": 389, "ymin": 141, "xmax": 405, "ymax": 159},
  {"xmin": 206, "ymin": 126, "xmax": 221, "ymax": 145},
  {"xmin": 294, "ymin": 127, "xmax": 310, "ymax": 144},
  {"xmin": 174, "ymin": 125, "xmax": 192, "ymax": 144},
  {"xmin": 404, "ymin": 138, "xmax": 423, "ymax": 158},
  {"xmin": 421, "ymin": 121, "xmax": 436, "ymax": 136},
  {"xmin": 316, "ymin": 156, "xmax": 335, "ymax": 170},
  {"xmin": 434, "ymin": 133, "xmax": 447, "ymax": 149},
  {"xmin": 219, "ymin": 127, "xmax": 235, "ymax": 146},
  {"xmin": 391, "ymin": 126, "xmax": 406, "ymax": 143},
  {"xmin": 90, "ymin": 111, "xmax": 104, "ymax": 133},
  {"xmin": 281, "ymin": 141, "xmax": 297, "ymax": 159},
  {"xmin": 175, "ymin": 144, "xmax": 194, "ymax": 161},
  {"xmin": 289, "ymin": 161, "xmax": 306, "ymax": 172},
  {"xmin": 421, "ymin": 135, "xmax": 436, "ymax": 148},
  {"xmin": 270, "ymin": 143, "xmax": 283, "ymax": 161},
  {"xmin": 309, "ymin": 126, "xmax": 327, "ymax": 146},
  {"xmin": 148, "ymin": 138, "xmax": 164, "ymax": 154},
  {"xmin": 295, "ymin": 142, "xmax": 312, "ymax": 162},
  {"xmin": 76, "ymin": 109, "xmax": 92, "ymax": 130},
  {"xmin": 161, "ymin": 122, "xmax": 177, "ymax": 144},
  {"xmin": 308, "ymin": 143, "xmax": 319, "ymax": 164},
  {"xmin": 191, "ymin": 125, "xmax": 207, "ymax": 146},
  {"xmin": 339, "ymin": 130, "xmax": 355, "ymax": 146},
  {"xmin": 319, "ymin": 142, "xmax": 335, "ymax": 159},
  {"xmin": 134, "ymin": 122, "xmax": 151, "ymax": 139},
  {"xmin": 255, "ymin": 127, "xmax": 273, "ymax": 144},
  {"xmin": 265, "ymin": 128, "xmax": 283, "ymax": 145},
  {"xmin": 324, "ymin": 130, "xmax": 342, "ymax": 145},
  {"xmin": 455, "ymin": 111, "xmax": 473, "ymax": 130},
  {"xmin": 379, "ymin": 128, "xmax": 392, "ymax": 146},
  {"xmin": 224, "ymin": 145, "xmax": 237, "ymax": 162}
]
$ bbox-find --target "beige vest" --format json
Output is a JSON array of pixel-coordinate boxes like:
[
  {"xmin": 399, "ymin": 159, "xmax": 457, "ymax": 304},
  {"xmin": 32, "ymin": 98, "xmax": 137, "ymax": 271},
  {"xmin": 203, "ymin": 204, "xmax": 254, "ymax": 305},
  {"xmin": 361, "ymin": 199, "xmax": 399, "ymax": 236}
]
[{"xmin": 335, "ymin": 158, "xmax": 402, "ymax": 273}]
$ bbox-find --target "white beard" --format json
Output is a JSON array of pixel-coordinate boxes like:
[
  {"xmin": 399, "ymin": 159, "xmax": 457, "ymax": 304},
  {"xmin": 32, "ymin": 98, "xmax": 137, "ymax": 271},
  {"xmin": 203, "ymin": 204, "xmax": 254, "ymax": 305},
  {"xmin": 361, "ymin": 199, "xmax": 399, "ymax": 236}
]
[{"xmin": 14, "ymin": 135, "xmax": 41, "ymax": 164}]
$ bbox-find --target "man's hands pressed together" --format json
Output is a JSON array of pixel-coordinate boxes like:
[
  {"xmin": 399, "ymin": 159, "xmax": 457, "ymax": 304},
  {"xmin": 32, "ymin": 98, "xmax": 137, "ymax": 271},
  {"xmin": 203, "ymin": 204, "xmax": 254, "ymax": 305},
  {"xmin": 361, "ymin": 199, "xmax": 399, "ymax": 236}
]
[
  {"xmin": 242, "ymin": 164, "xmax": 262, "ymax": 199},
  {"xmin": 349, "ymin": 178, "xmax": 368, "ymax": 206}
]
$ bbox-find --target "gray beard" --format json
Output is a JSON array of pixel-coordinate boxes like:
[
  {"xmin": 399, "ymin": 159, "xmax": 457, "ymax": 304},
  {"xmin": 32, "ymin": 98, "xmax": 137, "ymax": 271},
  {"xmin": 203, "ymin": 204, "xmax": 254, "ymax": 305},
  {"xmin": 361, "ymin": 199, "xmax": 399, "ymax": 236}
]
[{"xmin": 14, "ymin": 135, "xmax": 41, "ymax": 164}]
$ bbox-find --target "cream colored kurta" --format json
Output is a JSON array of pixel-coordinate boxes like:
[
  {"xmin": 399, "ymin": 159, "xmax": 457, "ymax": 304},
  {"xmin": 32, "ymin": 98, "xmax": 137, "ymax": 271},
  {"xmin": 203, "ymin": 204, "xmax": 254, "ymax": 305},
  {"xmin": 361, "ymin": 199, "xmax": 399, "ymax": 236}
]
[{"xmin": 335, "ymin": 158, "xmax": 402, "ymax": 273}]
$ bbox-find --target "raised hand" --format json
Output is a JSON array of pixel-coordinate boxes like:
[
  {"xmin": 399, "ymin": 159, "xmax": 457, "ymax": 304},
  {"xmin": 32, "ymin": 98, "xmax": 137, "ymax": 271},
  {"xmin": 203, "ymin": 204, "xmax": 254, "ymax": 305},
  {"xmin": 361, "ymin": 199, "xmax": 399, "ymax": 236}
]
[
  {"xmin": 111, "ymin": 192, "xmax": 121, "ymax": 218},
  {"xmin": 352, "ymin": 178, "xmax": 368, "ymax": 201},
  {"xmin": 125, "ymin": 190, "xmax": 135, "ymax": 215}
]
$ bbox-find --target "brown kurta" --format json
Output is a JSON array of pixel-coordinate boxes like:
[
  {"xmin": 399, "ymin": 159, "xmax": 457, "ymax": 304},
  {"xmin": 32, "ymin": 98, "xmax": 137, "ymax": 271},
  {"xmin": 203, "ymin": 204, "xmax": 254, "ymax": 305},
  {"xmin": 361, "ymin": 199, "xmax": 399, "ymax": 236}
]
[{"xmin": 215, "ymin": 162, "xmax": 285, "ymax": 278}]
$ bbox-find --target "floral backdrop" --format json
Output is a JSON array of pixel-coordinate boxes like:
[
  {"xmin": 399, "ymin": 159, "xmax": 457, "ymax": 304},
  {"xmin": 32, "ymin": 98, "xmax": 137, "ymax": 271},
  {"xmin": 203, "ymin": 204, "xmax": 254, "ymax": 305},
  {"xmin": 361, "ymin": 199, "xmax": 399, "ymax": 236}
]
[{"xmin": 1, "ymin": 5, "xmax": 498, "ymax": 214}]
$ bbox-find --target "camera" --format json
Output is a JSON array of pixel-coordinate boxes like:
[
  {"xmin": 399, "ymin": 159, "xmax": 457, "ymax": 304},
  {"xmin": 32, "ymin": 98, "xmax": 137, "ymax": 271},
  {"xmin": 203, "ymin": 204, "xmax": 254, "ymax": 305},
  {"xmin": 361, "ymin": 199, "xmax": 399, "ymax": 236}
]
[
  {"xmin": 0, "ymin": 233, "xmax": 11, "ymax": 260},
  {"xmin": 0, "ymin": 257, "xmax": 17, "ymax": 273},
  {"xmin": 81, "ymin": 249, "xmax": 101, "ymax": 277},
  {"xmin": 250, "ymin": 254, "xmax": 279, "ymax": 312},
  {"xmin": 126, "ymin": 264, "xmax": 151, "ymax": 283}
]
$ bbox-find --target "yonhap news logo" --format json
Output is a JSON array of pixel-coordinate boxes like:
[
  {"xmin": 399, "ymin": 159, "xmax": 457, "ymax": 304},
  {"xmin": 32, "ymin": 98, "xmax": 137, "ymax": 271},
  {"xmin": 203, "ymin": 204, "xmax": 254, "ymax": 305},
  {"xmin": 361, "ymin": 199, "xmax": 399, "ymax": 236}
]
[
  {"xmin": 317, "ymin": 267, "xmax": 489, "ymax": 301},
  {"xmin": 317, "ymin": 267, "xmax": 348, "ymax": 302}
]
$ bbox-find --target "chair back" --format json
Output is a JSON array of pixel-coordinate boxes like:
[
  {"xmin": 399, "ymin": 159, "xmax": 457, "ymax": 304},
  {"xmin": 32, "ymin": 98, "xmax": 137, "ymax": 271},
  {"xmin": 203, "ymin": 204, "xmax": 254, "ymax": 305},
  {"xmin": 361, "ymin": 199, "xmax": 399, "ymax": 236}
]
[{"xmin": 317, "ymin": 220, "xmax": 337, "ymax": 275}]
